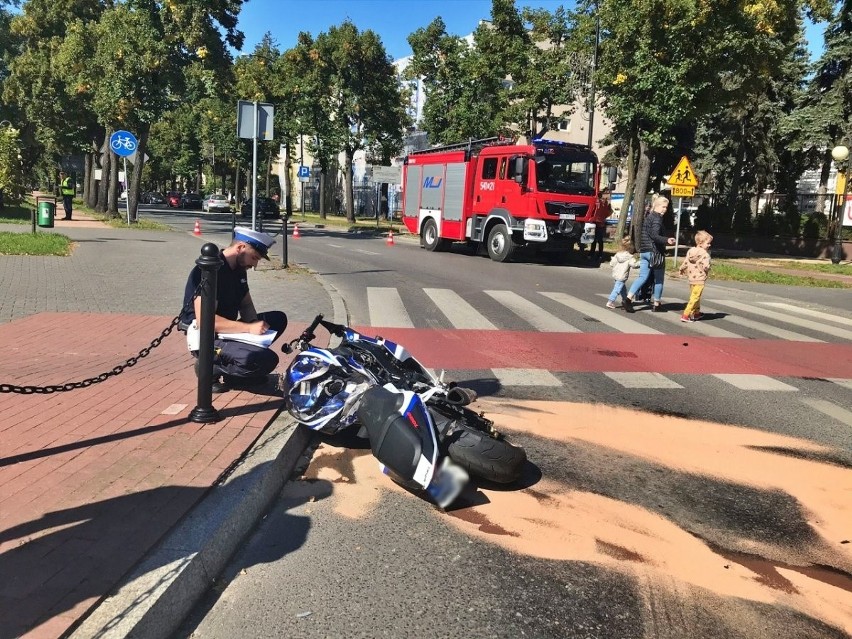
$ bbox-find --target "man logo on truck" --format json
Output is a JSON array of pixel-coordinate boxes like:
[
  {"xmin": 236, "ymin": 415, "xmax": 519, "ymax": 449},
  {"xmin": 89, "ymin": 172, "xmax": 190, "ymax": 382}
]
[{"xmin": 423, "ymin": 176, "xmax": 443, "ymax": 189}]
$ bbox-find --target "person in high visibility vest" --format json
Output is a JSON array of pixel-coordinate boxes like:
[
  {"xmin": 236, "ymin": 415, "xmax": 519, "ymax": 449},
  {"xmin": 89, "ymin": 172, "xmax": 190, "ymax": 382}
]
[{"xmin": 59, "ymin": 171, "xmax": 74, "ymax": 220}]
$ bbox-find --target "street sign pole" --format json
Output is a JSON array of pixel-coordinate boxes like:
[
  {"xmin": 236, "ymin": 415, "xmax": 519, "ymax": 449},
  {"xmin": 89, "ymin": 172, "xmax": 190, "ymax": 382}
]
[
  {"xmin": 674, "ymin": 197, "xmax": 683, "ymax": 269},
  {"xmin": 109, "ymin": 130, "xmax": 138, "ymax": 226},
  {"xmin": 252, "ymin": 101, "xmax": 258, "ymax": 232},
  {"xmin": 124, "ymin": 157, "xmax": 130, "ymax": 225}
]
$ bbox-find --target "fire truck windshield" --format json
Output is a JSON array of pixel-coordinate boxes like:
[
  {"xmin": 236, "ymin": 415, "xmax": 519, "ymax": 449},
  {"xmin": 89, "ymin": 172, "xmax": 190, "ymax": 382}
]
[{"xmin": 533, "ymin": 146, "xmax": 597, "ymax": 196}]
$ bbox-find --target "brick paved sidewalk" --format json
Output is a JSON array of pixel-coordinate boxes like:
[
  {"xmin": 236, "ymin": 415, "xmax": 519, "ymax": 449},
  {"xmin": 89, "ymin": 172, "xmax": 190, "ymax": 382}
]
[
  {"xmin": 0, "ymin": 221, "xmax": 335, "ymax": 638},
  {"xmin": 0, "ymin": 311, "xmax": 315, "ymax": 639}
]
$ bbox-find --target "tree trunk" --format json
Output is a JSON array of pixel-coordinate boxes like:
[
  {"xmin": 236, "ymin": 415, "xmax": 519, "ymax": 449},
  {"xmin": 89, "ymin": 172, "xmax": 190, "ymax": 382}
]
[
  {"xmin": 235, "ymin": 161, "xmax": 241, "ymax": 208},
  {"xmin": 630, "ymin": 137, "xmax": 652, "ymax": 249},
  {"xmin": 108, "ymin": 148, "xmax": 120, "ymax": 218},
  {"xmin": 284, "ymin": 142, "xmax": 293, "ymax": 217},
  {"xmin": 815, "ymin": 150, "xmax": 831, "ymax": 217},
  {"xmin": 82, "ymin": 153, "xmax": 92, "ymax": 207},
  {"xmin": 96, "ymin": 130, "xmax": 111, "ymax": 214},
  {"xmin": 344, "ymin": 150, "xmax": 355, "ymax": 223},
  {"xmin": 615, "ymin": 135, "xmax": 637, "ymax": 242},
  {"xmin": 128, "ymin": 123, "xmax": 149, "ymax": 223}
]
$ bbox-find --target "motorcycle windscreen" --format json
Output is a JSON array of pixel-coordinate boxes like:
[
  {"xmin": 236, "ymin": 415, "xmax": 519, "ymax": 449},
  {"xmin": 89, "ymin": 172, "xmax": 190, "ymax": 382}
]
[{"xmin": 358, "ymin": 386, "xmax": 438, "ymax": 488}]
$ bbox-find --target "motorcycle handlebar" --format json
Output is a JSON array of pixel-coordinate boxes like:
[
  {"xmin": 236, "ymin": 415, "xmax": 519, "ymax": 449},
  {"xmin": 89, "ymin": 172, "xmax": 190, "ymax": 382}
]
[{"xmin": 281, "ymin": 314, "xmax": 346, "ymax": 354}]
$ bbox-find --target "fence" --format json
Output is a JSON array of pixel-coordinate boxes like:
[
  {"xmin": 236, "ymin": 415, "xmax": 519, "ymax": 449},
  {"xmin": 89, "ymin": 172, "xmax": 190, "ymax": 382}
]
[{"xmin": 301, "ymin": 181, "xmax": 403, "ymax": 219}]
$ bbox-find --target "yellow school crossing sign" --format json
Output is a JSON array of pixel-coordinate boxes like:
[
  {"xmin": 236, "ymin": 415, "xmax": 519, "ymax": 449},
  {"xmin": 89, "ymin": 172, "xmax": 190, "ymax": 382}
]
[{"xmin": 667, "ymin": 156, "xmax": 699, "ymax": 196}]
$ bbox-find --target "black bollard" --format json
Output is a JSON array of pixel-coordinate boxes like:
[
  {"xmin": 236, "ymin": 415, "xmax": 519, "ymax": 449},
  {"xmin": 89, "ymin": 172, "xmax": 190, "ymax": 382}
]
[{"xmin": 189, "ymin": 242, "xmax": 223, "ymax": 423}]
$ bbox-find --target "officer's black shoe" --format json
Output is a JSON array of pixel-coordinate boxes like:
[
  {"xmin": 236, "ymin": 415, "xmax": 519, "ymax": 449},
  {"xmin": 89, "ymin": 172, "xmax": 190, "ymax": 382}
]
[{"xmin": 212, "ymin": 376, "xmax": 230, "ymax": 393}]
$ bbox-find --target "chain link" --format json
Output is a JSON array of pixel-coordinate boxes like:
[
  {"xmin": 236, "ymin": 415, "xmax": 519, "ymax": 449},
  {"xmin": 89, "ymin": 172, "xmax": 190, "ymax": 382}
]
[{"xmin": 0, "ymin": 284, "xmax": 203, "ymax": 395}]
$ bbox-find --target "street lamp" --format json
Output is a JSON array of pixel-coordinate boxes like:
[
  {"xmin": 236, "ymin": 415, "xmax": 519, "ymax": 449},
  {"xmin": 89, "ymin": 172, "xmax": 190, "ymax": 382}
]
[{"xmin": 831, "ymin": 144, "xmax": 849, "ymax": 265}]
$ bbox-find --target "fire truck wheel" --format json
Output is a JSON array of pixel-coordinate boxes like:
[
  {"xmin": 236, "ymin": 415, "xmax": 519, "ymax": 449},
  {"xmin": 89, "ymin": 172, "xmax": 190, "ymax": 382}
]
[
  {"xmin": 421, "ymin": 218, "xmax": 448, "ymax": 252},
  {"xmin": 486, "ymin": 224, "xmax": 517, "ymax": 262}
]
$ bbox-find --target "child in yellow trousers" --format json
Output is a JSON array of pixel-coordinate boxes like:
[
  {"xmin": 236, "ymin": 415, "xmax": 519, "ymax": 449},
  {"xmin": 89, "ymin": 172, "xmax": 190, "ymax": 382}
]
[{"xmin": 678, "ymin": 230, "xmax": 712, "ymax": 322}]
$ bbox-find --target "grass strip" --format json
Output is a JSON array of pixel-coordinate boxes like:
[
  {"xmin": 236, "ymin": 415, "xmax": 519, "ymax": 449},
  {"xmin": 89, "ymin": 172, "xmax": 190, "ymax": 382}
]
[{"xmin": 0, "ymin": 231, "xmax": 72, "ymax": 256}]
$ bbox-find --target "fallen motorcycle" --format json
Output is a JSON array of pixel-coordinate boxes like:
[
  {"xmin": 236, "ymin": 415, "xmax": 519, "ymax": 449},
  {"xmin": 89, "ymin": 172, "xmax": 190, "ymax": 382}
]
[{"xmin": 282, "ymin": 314, "xmax": 527, "ymax": 507}]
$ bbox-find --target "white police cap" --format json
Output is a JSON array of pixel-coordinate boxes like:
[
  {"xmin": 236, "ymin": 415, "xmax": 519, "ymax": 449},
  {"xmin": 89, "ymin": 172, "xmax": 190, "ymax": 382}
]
[{"xmin": 233, "ymin": 226, "xmax": 275, "ymax": 260}]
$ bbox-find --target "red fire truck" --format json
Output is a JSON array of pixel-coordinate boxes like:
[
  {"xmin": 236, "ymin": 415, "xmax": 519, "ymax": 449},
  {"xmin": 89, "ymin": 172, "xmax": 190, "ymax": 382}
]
[{"xmin": 401, "ymin": 137, "xmax": 602, "ymax": 262}]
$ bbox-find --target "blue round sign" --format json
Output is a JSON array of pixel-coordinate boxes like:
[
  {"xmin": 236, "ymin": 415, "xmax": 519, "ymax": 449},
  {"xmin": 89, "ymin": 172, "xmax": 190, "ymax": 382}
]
[{"xmin": 110, "ymin": 130, "xmax": 138, "ymax": 157}]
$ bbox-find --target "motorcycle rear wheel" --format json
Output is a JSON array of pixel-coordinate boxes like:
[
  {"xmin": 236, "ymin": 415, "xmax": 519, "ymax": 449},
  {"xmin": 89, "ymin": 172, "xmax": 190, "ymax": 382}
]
[{"xmin": 446, "ymin": 425, "xmax": 526, "ymax": 484}]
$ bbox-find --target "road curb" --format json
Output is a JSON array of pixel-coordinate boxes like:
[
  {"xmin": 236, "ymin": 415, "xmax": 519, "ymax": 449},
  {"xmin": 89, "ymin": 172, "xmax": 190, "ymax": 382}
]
[{"xmin": 69, "ymin": 415, "xmax": 312, "ymax": 639}]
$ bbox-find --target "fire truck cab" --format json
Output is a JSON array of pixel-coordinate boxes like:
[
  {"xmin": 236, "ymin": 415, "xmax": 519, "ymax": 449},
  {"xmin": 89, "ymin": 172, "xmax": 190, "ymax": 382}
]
[{"xmin": 402, "ymin": 137, "xmax": 600, "ymax": 262}]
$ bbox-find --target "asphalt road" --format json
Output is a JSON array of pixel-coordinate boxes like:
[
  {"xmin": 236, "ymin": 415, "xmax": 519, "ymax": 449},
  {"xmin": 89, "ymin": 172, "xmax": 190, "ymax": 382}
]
[{"xmin": 142, "ymin": 212, "xmax": 852, "ymax": 638}]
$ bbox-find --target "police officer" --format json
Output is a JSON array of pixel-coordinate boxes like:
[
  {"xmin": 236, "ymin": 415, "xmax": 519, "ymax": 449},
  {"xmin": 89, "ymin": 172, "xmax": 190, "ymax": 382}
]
[
  {"xmin": 180, "ymin": 227, "xmax": 288, "ymax": 392},
  {"xmin": 59, "ymin": 171, "xmax": 74, "ymax": 220}
]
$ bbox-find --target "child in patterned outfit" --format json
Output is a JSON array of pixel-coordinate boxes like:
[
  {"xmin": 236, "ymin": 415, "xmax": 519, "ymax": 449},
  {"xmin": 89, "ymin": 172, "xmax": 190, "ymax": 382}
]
[{"xmin": 678, "ymin": 230, "xmax": 713, "ymax": 322}]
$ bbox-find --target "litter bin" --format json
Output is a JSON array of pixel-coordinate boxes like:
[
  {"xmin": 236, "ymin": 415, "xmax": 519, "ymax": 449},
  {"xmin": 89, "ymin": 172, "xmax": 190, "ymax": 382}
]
[{"xmin": 37, "ymin": 200, "xmax": 55, "ymax": 228}]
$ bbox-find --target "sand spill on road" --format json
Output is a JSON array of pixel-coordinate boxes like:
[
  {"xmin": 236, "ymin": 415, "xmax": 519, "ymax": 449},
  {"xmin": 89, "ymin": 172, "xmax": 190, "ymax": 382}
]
[{"xmin": 301, "ymin": 399, "xmax": 852, "ymax": 633}]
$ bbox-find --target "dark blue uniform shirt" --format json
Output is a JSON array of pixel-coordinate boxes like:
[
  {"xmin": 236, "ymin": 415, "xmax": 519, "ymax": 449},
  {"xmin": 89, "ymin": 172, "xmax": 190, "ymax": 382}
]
[{"xmin": 180, "ymin": 252, "xmax": 249, "ymax": 324}]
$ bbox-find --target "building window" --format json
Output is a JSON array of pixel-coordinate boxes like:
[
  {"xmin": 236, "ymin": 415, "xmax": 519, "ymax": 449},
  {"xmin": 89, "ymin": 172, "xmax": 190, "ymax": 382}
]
[{"xmin": 557, "ymin": 119, "xmax": 571, "ymax": 132}]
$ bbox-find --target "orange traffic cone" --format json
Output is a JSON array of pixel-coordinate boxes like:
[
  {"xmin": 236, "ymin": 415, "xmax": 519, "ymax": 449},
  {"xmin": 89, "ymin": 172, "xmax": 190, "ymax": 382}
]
[
  {"xmin": 386, "ymin": 229, "xmax": 395, "ymax": 246},
  {"xmin": 193, "ymin": 219, "xmax": 201, "ymax": 236},
  {"xmin": 292, "ymin": 224, "xmax": 301, "ymax": 239}
]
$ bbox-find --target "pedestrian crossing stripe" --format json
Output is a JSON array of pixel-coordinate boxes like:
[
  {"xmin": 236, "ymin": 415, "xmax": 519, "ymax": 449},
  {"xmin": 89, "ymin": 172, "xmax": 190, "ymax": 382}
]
[
  {"xmin": 360, "ymin": 285, "xmax": 850, "ymax": 344},
  {"xmin": 712, "ymin": 374, "xmax": 798, "ymax": 391}
]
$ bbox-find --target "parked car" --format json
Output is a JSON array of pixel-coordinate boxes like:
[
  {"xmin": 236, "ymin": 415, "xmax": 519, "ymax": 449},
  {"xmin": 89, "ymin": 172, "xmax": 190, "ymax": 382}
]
[
  {"xmin": 166, "ymin": 192, "xmax": 182, "ymax": 208},
  {"xmin": 240, "ymin": 196, "xmax": 280, "ymax": 219},
  {"xmin": 141, "ymin": 191, "xmax": 165, "ymax": 205},
  {"xmin": 180, "ymin": 192, "xmax": 203, "ymax": 209},
  {"xmin": 203, "ymin": 193, "xmax": 231, "ymax": 213}
]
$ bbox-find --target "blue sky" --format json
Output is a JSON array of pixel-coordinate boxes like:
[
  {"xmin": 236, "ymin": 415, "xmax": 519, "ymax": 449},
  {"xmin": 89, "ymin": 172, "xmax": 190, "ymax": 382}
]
[{"xmin": 237, "ymin": 0, "xmax": 827, "ymax": 62}]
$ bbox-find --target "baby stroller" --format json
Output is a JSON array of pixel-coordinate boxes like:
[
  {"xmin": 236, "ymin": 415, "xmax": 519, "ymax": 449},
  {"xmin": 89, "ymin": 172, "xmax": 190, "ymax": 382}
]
[{"xmin": 637, "ymin": 268, "xmax": 655, "ymax": 302}]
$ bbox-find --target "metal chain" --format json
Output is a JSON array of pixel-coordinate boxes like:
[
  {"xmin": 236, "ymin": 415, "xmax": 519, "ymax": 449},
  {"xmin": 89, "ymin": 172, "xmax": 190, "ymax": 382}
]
[{"xmin": 0, "ymin": 284, "xmax": 203, "ymax": 395}]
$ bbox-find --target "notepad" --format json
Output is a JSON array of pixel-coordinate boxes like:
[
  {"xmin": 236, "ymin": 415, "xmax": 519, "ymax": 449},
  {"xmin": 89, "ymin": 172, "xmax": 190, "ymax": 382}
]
[{"xmin": 217, "ymin": 329, "xmax": 277, "ymax": 348}]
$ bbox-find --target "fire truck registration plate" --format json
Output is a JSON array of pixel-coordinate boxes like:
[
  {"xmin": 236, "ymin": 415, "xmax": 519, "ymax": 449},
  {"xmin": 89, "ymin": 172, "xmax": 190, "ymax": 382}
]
[{"xmin": 559, "ymin": 213, "xmax": 575, "ymax": 220}]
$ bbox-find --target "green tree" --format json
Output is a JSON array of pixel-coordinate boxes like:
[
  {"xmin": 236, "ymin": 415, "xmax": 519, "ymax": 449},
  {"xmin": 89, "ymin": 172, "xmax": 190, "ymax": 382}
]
[
  {"xmin": 594, "ymin": 0, "xmax": 832, "ymax": 245},
  {"xmin": 406, "ymin": 18, "xmax": 501, "ymax": 144},
  {"xmin": 512, "ymin": 5, "xmax": 590, "ymax": 138},
  {"xmin": 0, "ymin": 124, "xmax": 24, "ymax": 204},
  {"xmin": 786, "ymin": 1, "xmax": 852, "ymax": 222},
  {"xmin": 312, "ymin": 21, "xmax": 406, "ymax": 222}
]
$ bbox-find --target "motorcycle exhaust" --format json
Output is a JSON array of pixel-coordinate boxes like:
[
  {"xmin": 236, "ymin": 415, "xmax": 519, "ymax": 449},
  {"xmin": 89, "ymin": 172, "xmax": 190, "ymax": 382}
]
[{"xmin": 445, "ymin": 386, "xmax": 477, "ymax": 406}]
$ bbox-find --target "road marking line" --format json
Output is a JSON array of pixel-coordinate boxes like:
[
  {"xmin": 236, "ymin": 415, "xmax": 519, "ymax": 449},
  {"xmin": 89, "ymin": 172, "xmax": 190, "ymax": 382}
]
[
  {"xmin": 492, "ymin": 368, "xmax": 563, "ymax": 386},
  {"xmin": 354, "ymin": 249, "xmax": 380, "ymax": 255},
  {"xmin": 829, "ymin": 378, "xmax": 852, "ymax": 391},
  {"xmin": 799, "ymin": 397, "xmax": 852, "ymax": 427},
  {"xmin": 761, "ymin": 302, "xmax": 852, "ymax": 327},
  {"xmin": 713, "ymin": 374, "xmax": 798, "ymax": 391},
  {"xmin": 649, "ymin": 304, "xmax": 743, "ymax": 338},
  {"xmin": 424, "ymin": 288, "xmax": 497, "ymax": 329},
  {"xmin": 367, "ymin": 287, "xmax": 414, "ymax": 328},
  {"xmin": 604, "ymin": 372, "xmax": 683, "ymax": 388},
  {"xmin": 713, "ymin": 300, "xmax": 852, "ymax": 340},
  {"xmin": 326, "ymin": 243, "xmax": 344, "ymax": 248},
  {"xmin": 485, "ymin": 290, "xmax": 580, "ymax": 332},
  {"xmin": 710, "ymin": 313, "xmax": 824, "ymax": 342},
  {"xmin": 542, "ymin": 292, "xmax": 662, "ymax": 334}
]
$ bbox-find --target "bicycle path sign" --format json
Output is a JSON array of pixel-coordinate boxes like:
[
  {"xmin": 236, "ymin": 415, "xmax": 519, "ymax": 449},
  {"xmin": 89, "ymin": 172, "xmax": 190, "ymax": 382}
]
[{"xmin": 110, "ymin": 130, "xmax": 138, "ymax": 157}]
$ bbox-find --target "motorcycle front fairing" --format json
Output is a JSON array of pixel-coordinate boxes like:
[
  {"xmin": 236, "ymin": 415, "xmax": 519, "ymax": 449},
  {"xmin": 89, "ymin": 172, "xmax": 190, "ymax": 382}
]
[{"xmin": 343, "ymin": 329, "xmax": 438, "ymax": 385}]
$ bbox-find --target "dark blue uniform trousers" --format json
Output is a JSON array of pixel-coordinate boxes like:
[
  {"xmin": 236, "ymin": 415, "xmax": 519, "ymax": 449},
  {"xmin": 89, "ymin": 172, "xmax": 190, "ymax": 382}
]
[{"xmin": 213, "ymin": 311, "xmax": 287, "ymax": 380}]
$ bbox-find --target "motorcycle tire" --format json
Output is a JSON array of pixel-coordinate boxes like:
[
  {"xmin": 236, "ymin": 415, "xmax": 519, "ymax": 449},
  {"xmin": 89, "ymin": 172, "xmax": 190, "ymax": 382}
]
[{"xmin": 446, "ymin": 425, "xmax": 526, "ymax": 484}]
